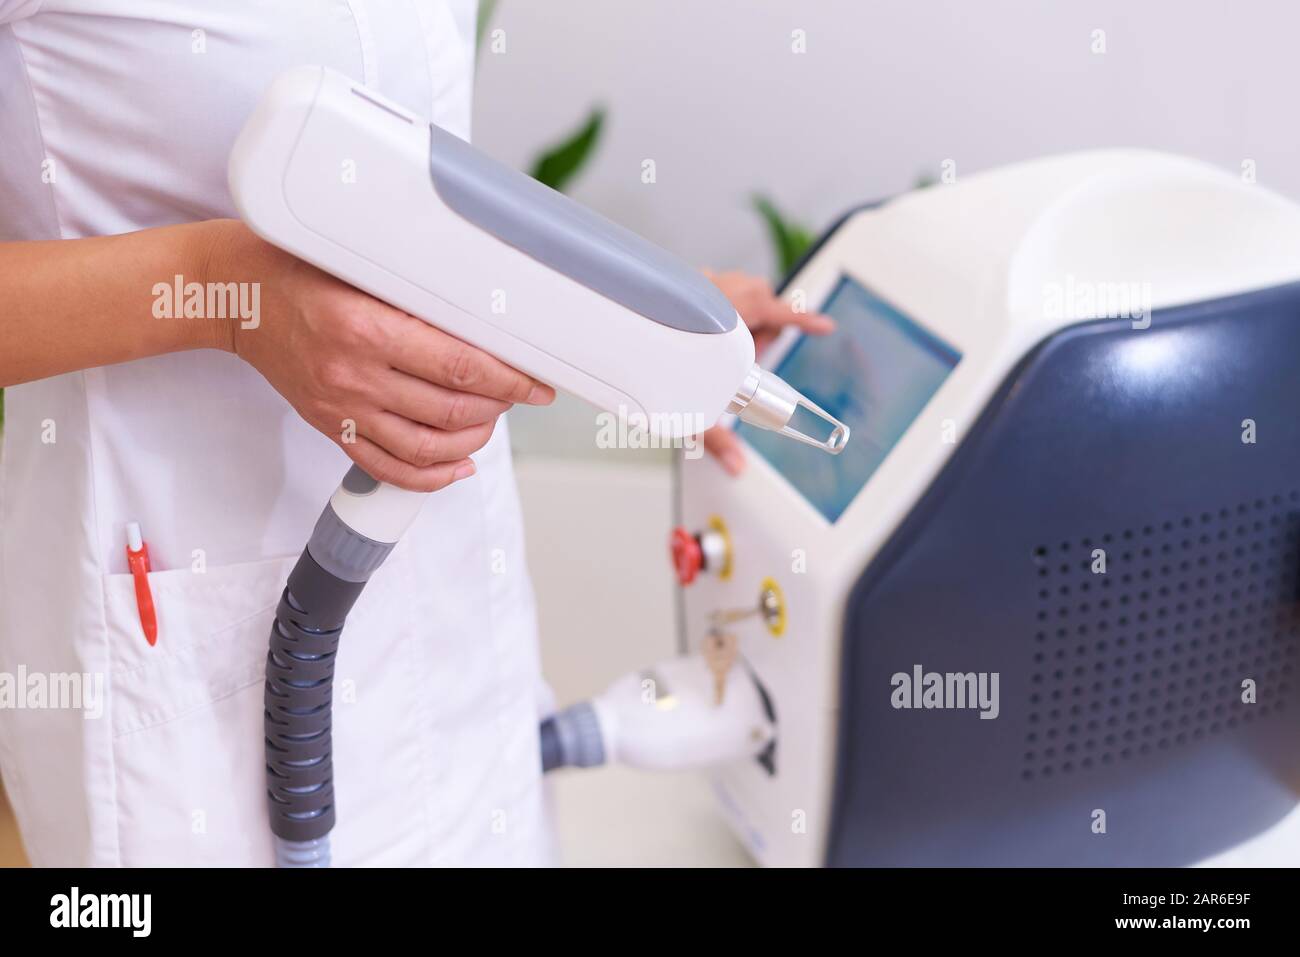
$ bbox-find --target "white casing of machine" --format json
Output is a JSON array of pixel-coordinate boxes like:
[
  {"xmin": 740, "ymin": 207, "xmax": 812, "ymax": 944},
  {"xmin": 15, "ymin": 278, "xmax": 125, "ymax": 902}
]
[{"xmin": 678, "ymin": 150, "xmax": 1300, "ymax": 867}]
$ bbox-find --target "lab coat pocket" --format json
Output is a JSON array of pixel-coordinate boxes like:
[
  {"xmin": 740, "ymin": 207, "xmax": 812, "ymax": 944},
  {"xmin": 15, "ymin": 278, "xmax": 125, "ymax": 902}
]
[{"xmin": 102, "ymin": 555, "xmax": 296, "ymax": 866}]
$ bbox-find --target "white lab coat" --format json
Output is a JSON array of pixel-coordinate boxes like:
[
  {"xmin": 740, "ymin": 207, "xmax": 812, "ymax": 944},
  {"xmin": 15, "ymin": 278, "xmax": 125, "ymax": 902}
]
[{"xmin": 0, "ymin": 0, "xmax": 556, "ymax": 866}]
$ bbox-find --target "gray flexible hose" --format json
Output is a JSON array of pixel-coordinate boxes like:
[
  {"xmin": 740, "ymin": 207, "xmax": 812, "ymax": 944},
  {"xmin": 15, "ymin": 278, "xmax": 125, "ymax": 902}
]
[
  {"xmin": 539, "ymin": 701, "xmax": 606, "ymax": 771},
  {"xmin": 274, "ymin": 835, "xmax": 331, "ymax": 868},
  {"xmin": 266, "ymin": 492, "xmax": 395, "ymax": 867}
]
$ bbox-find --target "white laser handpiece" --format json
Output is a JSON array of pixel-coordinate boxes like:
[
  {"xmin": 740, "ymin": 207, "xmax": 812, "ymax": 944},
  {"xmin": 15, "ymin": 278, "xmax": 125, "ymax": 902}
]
[
  {"xmin": 228, "ymin": 66, "xmax": 845, "ymax": 864},
  {"xmin": 230, "ymin": 66, "xmax": 846, "ymax": 545}
]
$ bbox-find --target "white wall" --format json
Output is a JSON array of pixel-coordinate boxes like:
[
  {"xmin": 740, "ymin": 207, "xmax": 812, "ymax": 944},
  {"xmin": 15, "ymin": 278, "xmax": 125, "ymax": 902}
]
[
  {"xmin": 474, "ymin": 0, "xmax": 1298, "ymax": 281},
  {"xmin": 478, "ymin": 0, "xmax": 1299, "ymax": 457}
]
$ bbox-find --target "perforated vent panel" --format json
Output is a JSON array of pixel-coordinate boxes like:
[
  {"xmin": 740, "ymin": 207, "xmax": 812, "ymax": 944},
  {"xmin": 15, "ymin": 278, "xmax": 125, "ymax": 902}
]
[{"xmin": 1024, "ymin": 491, "xmax": 1300, "ymax": 780}]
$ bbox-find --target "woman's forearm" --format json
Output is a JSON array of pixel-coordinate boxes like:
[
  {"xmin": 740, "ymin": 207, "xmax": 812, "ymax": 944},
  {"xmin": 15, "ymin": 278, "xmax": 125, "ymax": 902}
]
[
  {"xmin": 0, "ymin": 216, "xmax": 553, "ymax": 492},
  {"xmin": 0, "ymin": 221, "xmax": 233, "ymax": 387}
]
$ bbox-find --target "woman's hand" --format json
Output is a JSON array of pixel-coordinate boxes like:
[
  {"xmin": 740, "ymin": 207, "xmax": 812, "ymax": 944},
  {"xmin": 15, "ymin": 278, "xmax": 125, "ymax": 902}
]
[
  {"xmin": 208, "ymin": 220, "xmax": 554, "ymax": 491},
  {"xmin": 700, "ymin": 269, "xmax": 835, "ymax": 475}
]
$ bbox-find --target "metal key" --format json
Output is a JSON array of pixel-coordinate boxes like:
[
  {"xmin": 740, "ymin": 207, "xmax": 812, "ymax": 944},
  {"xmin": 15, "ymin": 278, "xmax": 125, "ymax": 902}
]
[
  {"xmin": 710, "ymin": 606, "xmax": 761, "ymax": 628},
  {"xmin": 702, "ymin": 628, "xmax": 739, "ymax": 705},
  {"xmin": 709, "ymin": 583, "xmax": 784, "ymax": 633}
]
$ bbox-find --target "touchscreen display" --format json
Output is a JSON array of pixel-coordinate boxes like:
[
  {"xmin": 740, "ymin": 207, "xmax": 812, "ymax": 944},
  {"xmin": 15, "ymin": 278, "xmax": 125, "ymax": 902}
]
[{"xmin": 736, "ymin": 275, "xmax": 960, "ymax": 523}]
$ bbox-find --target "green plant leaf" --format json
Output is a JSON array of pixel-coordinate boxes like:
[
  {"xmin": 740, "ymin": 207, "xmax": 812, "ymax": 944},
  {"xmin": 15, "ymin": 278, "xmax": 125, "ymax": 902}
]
[
  {"xmin": 752, "ymin": 193, "xmax": 814, "ymax": 278},
  {"xmin": 528, "ymin": 107, "xmax": 606, "ymax": 194}
]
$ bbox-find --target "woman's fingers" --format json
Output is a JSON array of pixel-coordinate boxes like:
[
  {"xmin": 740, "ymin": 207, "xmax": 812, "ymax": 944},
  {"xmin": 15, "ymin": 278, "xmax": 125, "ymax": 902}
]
[
  {"xmin": 705, "ymin": 269, "xmax": 835, "ymax": 349},
  {"xmin": 341, "ymin": 435, "xmax": 478, "ymax": 493},
  {"xmin": 379, "ymin": 367, "xmax": 512, "ymax": 430},
  {"xmin": 221, "ymin": 224, "xmax": 555, "ymax": 467},
  {"xmin": 772, "ymin": 303, "xmax": 836, "ymax": 335},
  {"xmin": 703, "ymin": 425, "xmax": 746, "ymax": 476},
  {"xmin": 392, "ymin": 318, "xmax": 556, "ymax": 406},
  {"xmin": 363, "ymin": 412, "xmax": 497, "ymax": 471},
  {"xmin": 743, "ymin": 281, "xmax": 833, "ymax": 334},
  {"xmin": 749, "ymin": 299, "xmax": 835, "ymax": 350}
]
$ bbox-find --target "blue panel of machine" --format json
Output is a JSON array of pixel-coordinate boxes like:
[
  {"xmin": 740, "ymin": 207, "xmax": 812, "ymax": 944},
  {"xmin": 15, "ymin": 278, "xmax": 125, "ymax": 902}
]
[
  {"xmin": 826, "ymin": 282, "xmax": 1300, "ymax": 866},
  {"xmin": 736, "ymin": 275, "xmax": 959, "ymax": 522}
]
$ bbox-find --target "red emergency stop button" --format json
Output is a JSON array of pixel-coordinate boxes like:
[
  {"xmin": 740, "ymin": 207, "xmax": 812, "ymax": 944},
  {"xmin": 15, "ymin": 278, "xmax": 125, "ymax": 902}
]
[{"xmin": 670, "ymin": 526, "xmax": 703, "ymax": 585}]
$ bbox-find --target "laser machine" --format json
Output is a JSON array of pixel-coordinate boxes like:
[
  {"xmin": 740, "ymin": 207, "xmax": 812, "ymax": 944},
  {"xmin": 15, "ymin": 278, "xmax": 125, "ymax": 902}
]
[
  {"xmin": 673, "ymin": 151, "xmax": 1300, "ymax": 866},
  {"xmin": 228, "ymin": 66, "xmax": 845, "ymax": 866}
]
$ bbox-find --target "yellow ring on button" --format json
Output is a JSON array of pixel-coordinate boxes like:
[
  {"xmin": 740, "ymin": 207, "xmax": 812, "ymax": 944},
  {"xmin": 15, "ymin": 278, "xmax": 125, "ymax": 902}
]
[
  {"xmin": 760, "ymin": 576, "xmax": 787, "ymax": 637},
  {"xmin": 709, "ymin": 515, "xmax": 734, "ymax": 581}
]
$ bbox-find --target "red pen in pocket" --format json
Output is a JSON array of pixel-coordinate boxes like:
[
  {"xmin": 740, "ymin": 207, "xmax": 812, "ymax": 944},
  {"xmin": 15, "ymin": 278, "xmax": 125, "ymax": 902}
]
[{"xmin": 125, "ymin": 521, "xmax": 157, "ymax": 646}]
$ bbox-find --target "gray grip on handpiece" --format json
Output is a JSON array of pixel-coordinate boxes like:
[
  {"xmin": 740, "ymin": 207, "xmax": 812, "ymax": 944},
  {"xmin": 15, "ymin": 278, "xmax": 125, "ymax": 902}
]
[{"xmin": 427, "ymin": 121, "xmax": 737, "ymax": 335}]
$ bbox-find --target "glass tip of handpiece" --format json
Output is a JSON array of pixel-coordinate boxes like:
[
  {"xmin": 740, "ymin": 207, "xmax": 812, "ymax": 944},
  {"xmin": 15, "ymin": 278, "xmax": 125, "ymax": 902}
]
[
  {"xmin": 782, "ymin": 397, "xmax": 850, "ymax": 455},
  {"xmin": 729, "ymin": 363, "xmax": 850, "ymax": 455}
]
